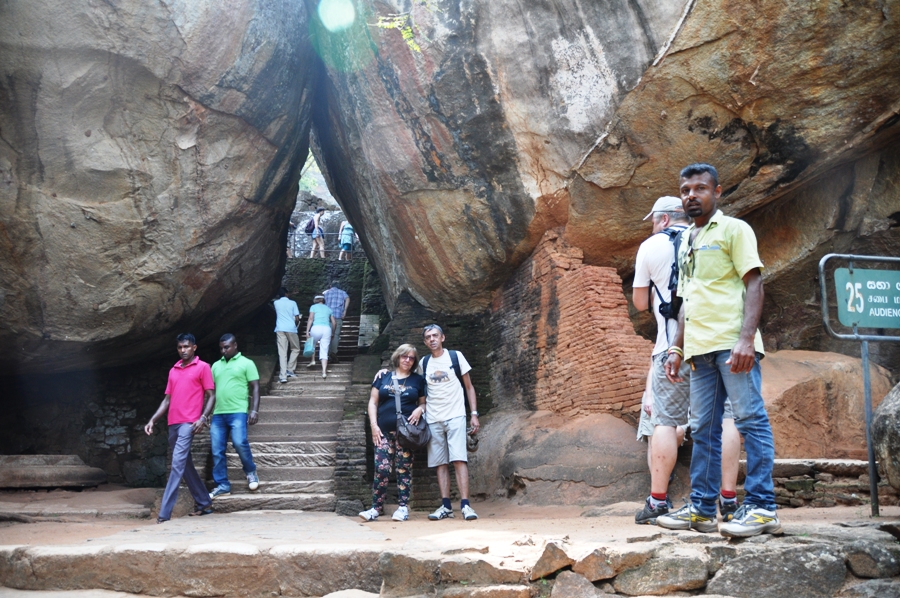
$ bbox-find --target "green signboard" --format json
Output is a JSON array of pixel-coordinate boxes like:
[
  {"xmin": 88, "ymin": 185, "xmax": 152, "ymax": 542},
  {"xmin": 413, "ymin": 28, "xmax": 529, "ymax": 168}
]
[{"xmin": 834, "ymin": 267, "xmax": 900, "ymax": 329}]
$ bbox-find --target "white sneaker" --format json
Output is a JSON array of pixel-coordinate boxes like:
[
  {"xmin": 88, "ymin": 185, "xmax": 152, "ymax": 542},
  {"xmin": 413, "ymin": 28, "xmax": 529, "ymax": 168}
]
[
  {"xmin": 720, "ymin": 505, "xmax": 782, "ymax": 538},
  {"xmin": 247, "ymin": 472, "xmax": 259, "ymax": 491},
  {"xmin": 428, "ymin": 505, "xmax": 454, "ymax": 520},
  {"xmin": 392, "ymin": 506, "xmax": 409, "ymax": 521},
  {"xmin": 358, "ymin": 508, "xmax": 379, "ymax": 522},
  {"xmin": 461, "ymin": 504, "xmax": 478, "ymax": 521}
]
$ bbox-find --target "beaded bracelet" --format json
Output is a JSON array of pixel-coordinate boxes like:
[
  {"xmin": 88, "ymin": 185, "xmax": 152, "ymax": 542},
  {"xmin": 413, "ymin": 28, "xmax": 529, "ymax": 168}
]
[{"xmin": 667, "ymin": 346, "xmax": 684, "ymax": 358}]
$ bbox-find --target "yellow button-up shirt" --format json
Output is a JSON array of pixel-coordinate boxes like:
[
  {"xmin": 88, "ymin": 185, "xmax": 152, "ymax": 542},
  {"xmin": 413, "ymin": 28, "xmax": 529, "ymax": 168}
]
[{"xmin": 677, "ymin": 210, "xmax": 765, "ymax": 360}]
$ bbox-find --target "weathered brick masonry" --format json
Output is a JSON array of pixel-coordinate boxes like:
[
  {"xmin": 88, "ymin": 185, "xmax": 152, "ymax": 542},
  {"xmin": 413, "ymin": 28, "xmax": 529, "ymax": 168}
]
[{"xmin": 490, "ymin": 230, "xmax": 651, "ymax": 423}]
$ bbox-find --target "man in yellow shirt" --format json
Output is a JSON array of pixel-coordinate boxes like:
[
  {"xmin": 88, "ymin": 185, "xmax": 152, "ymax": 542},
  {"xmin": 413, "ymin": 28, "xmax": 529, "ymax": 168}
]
[{"xmin": 658, "ymin": 163, "xmax": 780, "ymax": 538}]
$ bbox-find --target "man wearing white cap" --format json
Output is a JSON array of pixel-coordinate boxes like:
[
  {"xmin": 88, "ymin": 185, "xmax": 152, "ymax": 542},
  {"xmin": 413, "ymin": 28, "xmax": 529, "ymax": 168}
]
[{"xmin": 632, "ymin": 196, "xmax": 693, "ymax": 524}]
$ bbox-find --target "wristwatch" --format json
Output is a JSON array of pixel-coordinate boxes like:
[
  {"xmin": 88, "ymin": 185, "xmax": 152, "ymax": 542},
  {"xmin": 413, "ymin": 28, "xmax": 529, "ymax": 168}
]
[{"xmin": 470, "ymin": 411, "xmax": 479, "ymax": 416}]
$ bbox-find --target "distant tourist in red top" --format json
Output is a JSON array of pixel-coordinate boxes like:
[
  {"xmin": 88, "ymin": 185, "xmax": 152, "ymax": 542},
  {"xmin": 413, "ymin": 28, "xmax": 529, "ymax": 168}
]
[{"xmin": 144, "ymin": 333, "xmax": 216, "ymax": 524}]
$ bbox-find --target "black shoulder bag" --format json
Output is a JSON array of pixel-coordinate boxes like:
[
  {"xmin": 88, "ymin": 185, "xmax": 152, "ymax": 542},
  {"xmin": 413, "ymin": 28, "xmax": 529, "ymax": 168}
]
[{"xmin": 393, "ymin": 374, "xmax": 430, "ymax": 450}]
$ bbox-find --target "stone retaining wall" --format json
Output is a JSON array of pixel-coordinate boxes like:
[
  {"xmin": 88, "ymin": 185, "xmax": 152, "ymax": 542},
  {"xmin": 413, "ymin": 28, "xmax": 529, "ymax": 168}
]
[
  {"xmin": 742, "ymin": 459, "xmax": 900, "ymax": 509},
  {"xmin": 490, "ymin": 230, "xmax": 652, "ymax": 422}
]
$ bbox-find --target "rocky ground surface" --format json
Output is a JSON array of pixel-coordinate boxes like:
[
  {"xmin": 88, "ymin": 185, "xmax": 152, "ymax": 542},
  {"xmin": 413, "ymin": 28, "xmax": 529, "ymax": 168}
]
[{"xmin": 1, "ymin": 487, "xmax": 898, "ymax": 597}]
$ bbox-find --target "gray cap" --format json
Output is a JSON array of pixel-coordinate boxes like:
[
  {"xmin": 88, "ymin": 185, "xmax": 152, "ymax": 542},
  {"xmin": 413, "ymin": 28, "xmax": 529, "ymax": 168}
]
[{"xmin": 643, "ymin": 196, "xmax": 684, "ymax": 221}]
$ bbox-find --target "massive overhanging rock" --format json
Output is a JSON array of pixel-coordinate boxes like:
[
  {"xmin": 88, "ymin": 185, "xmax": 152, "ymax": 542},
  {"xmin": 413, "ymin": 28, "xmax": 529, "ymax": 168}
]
[
  {"xmin": 312, "ymin": 0, "xmax": 691, "ymax": 312},
  {"xmin": 566, "ymin": 0, "xmax": 900, "ymax": 267},
  {"xmin": 0, "ymin": 0, "xmax": 315, "ymax": 374},
  {"xmin": 312, "ymin": 0, "xmax": 900, "ymax": 315}
]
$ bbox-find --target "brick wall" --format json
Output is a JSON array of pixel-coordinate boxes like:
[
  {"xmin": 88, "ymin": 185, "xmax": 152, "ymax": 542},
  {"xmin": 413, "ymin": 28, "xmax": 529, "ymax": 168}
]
[{"xmin": 490, "ymin": 230, "xmax": 651, "ymax": 424}]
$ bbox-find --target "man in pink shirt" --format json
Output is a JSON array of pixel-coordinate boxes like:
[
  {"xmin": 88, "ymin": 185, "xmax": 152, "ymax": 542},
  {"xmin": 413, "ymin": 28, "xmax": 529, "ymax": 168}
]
[{"xmin": 145, "ymin": 333, "xmax": 216, "ymax": 523}]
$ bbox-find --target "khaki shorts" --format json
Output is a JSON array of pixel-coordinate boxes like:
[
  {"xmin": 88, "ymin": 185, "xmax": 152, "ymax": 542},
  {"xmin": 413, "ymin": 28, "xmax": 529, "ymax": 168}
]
[
  {"xmin": 651, "ymin": 352, "xmax": 691, "ymax": 428},
  {"xmin": 636, "ymin": 397, "xmax": 655, "ymax": 442},
  {"xmin": 427, "ymin": 416, "xmax": 468, "ymax": 467}
]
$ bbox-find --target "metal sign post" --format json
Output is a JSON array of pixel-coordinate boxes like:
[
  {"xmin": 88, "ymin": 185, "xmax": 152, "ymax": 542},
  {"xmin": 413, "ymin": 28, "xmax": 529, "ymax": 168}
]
[{"xmin": 819, "ymin": 253, "xmax": 900, "ymax": 517}]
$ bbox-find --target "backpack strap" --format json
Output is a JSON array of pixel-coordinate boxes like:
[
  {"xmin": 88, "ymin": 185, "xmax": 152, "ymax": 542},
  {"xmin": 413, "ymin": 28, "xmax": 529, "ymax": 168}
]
[{"xmin": 448, "ymin": 350, "xmax": 463, "ymax": 385}]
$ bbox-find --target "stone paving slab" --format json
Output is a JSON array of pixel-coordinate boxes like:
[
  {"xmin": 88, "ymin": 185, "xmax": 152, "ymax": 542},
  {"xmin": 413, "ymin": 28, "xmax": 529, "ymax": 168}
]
[{"xmin": 2, "ymin": 502, "xmax": 900, "ymax": 597}]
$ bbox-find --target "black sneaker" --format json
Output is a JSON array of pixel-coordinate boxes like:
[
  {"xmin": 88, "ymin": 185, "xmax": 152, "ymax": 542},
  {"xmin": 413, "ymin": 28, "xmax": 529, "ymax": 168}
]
[
  {"xmin": 718, "ymin": 497, "xmax": 739, "ymax": 522},
  {"xmin": 635, "ymin": 496, "xmax": 669, "ymax": 525}
]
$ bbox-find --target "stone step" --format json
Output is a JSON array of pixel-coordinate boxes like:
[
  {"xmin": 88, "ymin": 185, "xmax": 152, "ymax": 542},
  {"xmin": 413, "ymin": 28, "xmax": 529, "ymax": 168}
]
[
  {"xmin": 252, "ymin": 408, "xmax": 343, "ymax": 423},
  {"xmin": 243, "ymin": 441, "xmax": 337, "ymax": 454},
  {"xmin": 247, "ymin": 434, "xmax": 339, "ymax": 442},
  {"xmin": 227, "ymin": 451, "xmax": 335, "ymax": 468},
  {"xmin": 222, "ymin": 479, "xmax": 334, "ymax": 494},
  {"xmin": 260, "ymin": 396, "xmax": 346, "ymax": 409},
  {"xmin": 248, "ymin": 422, "xmax": 340, "ymax": 441},
  {"xmin": 211, "ymin": 493, "xmax": 336, "ymax": 513},
  {"xmin": 268, "ymin": 386, "xmax": 350, "ymax": 397},
  {"xmin": 226, "ymin": 466, "xmax": 334, "ymax": 482}
]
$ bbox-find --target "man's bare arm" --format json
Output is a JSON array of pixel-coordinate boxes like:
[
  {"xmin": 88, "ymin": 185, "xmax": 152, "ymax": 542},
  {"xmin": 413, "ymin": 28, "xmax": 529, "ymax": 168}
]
[
  {"xmin": 145, "ymin": 396, "xmax": 171, "ymax": 435},
  {"xmin": 664, "ymin": 305, "xmax": 686, "ymax": 383},
  {"xmin": 248, "ymin": 380, "xmax": 261, "ymax": 425},
  {"xmin": 633, "ymin": 286, "xmax": 651, "ymax": 312},
  {"xmin": 462, "ymin": 373, "xmax": 479, "ymax": 434}
]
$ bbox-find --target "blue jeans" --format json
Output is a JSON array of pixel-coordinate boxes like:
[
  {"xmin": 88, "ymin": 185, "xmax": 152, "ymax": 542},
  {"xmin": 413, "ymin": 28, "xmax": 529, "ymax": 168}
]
[
  {"xmin": 689, "ymin": 351, "xmax": 776, "ymax": 516},
  {"xmin": 210, "ymin": 413, "xmax": 257, "ymax": 491}
]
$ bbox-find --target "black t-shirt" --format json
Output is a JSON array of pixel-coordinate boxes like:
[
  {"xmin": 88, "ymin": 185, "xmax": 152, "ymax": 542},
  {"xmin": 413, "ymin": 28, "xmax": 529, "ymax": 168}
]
[{"xmin": 372, "ymin": 371, "xmax": 426, "ymax": 432}]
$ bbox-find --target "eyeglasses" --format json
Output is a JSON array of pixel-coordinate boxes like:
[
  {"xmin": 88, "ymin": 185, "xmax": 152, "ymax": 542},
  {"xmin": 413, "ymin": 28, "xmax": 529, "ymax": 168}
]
[{"xmin": 399, "ymin": 355, "xmax": 416, "ymax": 361}]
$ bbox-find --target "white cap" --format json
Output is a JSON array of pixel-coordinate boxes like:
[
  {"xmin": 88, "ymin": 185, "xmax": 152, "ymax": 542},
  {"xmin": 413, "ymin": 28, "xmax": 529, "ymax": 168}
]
[{"xmin": 643, "ymin": 196, "xmax": 685, "ymax": 221}]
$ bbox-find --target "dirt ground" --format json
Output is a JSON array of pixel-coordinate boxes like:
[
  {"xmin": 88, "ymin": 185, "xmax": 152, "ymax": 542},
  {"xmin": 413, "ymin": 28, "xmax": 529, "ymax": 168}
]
[{"xmin": 1, "ymin": 485, "xmax": 898, "ymax": 547}]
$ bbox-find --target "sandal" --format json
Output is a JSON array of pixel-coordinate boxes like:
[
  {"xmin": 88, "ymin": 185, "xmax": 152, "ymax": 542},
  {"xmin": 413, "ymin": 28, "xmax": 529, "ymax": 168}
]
[
  {"xmin": 156, "ymin": 517, "xmax": 168, "ymax": 524},
  {"xmin": 188, "ymin": 505, "xmax": 213, "ymax": 517}
]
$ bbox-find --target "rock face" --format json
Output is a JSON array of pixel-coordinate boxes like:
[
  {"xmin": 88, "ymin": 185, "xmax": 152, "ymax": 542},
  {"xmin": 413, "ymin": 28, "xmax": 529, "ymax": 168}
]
[
  {"xmin": 873, "ymin": 382, "xmax": 900, "ymax": 492},
  {"xmin": 312, "ymin": 0, "xmax": 900, "ymax": 320},
  {"xmin": 312, "ymin": 0, "xmax": 691, "ymax": 313},
  {"xmin": 0, "ymin": 0, "xmax": 315, "ymax": 373},
  {"xmin": 761, "ymin": 351, "xmax": 893, "ymax": 459}
]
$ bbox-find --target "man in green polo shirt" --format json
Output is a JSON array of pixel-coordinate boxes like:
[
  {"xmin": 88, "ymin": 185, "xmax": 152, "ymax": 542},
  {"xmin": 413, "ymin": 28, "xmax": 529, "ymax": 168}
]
[
  {"xmin": 658, "ymin": 163, "xmax": 779, "ymax": 538},
  {"xmin": 209, "ymin": 333, "xmax": 261, "ymax": 499}
]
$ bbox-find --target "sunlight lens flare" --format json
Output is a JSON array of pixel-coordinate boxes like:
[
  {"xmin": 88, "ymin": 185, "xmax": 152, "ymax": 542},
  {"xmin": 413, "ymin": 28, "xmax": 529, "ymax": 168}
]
[{"xmin": 318, "ymin": 0, "xmax": 356, "ymax": 32}]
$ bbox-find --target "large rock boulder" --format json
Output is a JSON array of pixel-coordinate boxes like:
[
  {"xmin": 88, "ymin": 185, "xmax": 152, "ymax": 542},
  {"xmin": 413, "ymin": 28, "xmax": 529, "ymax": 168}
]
[
  {"xmin": 311, "ymin": 0, "xmax": 691, "ymax": 313},
  {"xmin": 0, "ymin": 0, "xmax": 315, "ymax": 374},
  {"xmin": 762, "ymin": 351, "xmax": 893, "ymax": 459},
  {"xmin": 312, "ymin": 0, "xmax": 900, "ymax": 316},
  {"xmin": 469, "ymin": 410, "xmax": 661, "ymax": 506},
  {"xmin": 873, "ymin": 381, "xmax": 900, "ymax": 492}
]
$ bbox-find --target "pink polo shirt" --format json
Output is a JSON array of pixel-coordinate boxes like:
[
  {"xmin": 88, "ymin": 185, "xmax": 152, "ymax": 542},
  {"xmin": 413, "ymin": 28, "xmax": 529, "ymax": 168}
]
[{"xmin": 164, "ymin": 356, "xmax": 214, "ymax": 425}]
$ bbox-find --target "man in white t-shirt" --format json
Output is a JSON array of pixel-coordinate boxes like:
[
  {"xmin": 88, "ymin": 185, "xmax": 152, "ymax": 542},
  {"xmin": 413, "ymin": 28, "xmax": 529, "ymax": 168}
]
[
  {"xmin": 273, "ymin": 287, "xmax": 301, "ymax": 383},
  {"xmin": 416, "ymin": 324, "xmax": 480, "ymax": 521},
  {"xmin": 632, "ymin": 196, "xmax": 692, "ymax": 524}
]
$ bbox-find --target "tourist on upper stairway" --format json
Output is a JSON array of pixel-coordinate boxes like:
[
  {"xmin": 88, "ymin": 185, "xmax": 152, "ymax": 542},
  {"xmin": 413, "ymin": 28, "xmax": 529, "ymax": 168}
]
[
  {"xmin": 273, "ymin": 287, "xmax": 301, "ymax": 384},
  {"xmin": 306, "ymin": 294, "xmax": 336, "ymax": 379},
  {"xmin": 338, "ymin": 220, "xmax": 354, "ymax": 261},
  {"xmin": 359, "ymin": 344, "xmax": 426, "ymax": 522},
  {"xmin": 323, "ymin": 281, "xmax": 350, "ymax": 364},
  {"xmin": 309, "ymin": 207, "xmax": 326, "ymax": 259}
]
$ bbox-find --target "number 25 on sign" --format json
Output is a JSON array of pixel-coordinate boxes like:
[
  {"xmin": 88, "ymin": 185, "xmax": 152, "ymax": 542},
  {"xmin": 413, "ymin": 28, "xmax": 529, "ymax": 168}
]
[{"xmin": 834, "ymin": 268, "xmax": 900, "ymax": 329}]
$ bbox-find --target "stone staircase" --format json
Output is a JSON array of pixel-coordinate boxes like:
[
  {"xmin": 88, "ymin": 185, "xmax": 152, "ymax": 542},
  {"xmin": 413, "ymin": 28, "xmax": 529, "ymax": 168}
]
[{"xmin": 211, "ymin": 319, "xmax": 359, "ymax": 513}]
